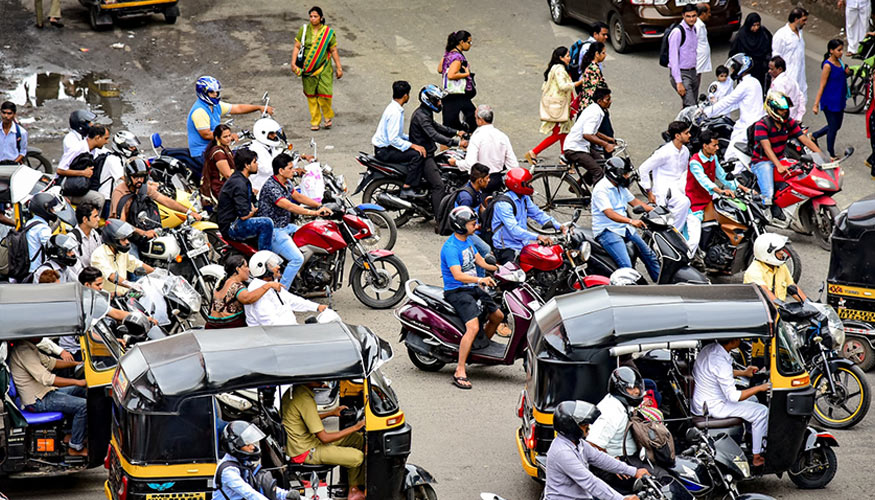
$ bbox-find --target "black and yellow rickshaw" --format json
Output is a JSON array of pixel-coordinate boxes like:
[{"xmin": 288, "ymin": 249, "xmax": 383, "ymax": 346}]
[
  {"xmin": 104, "ymin": 323, "xmax": 437, "ymax": 500},
  {"xmin": 828, "ymin": 194, "xmax": 875, "ymax": 371},
  {"xmin": 0, "ymin": 282, "xmax": 114, "ymax": 477},
  {"xmin": 516, "ymin": 284, "xmax": 838, "ymax": 489}
]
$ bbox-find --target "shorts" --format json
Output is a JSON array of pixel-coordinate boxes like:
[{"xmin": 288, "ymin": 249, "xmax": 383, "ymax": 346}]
[{"xmin": 444, "ymin": 287, "xmax": 498, "ymax": 324}]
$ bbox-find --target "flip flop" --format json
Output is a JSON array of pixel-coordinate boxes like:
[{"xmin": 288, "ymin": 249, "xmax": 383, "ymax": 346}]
[
  {"xmin": 452, "ymin": 375, "xmax": 472, "ymax": 390},
  {"xmin": 323, "ymin": 119, "xmax": 333, "ymax": 129},
  {"xmin": 310, "ymin": 125, "xmax": 320, "ymax": 131}
]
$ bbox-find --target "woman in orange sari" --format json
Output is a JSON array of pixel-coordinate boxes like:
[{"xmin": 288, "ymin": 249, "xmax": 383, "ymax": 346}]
[{"xmin": 291, "ymin": 6, "xmax": 344, "ymax": 131}]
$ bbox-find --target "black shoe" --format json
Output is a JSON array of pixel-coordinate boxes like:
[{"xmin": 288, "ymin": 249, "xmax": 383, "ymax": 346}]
[
  {"xmin": 399, "ymin": 188, "xmax": 416, "ymax": 198},
  {"xmin": 770, "ymin": 204, "xmax": 786, "ymax": 221}
]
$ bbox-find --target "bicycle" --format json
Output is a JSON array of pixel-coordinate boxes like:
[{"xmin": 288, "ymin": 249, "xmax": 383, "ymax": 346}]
[{"xmin": 846, "ymin": 33, "xmax": 875, "ymax": 114}]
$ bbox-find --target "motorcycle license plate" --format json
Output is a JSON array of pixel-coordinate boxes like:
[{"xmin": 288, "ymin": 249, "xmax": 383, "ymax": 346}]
[
  {"xmin": 675, "ymin": 0, "xmax": 696, "ymax": 5},
  {"xmin": 188, "ymin": 245, "xmax": 209, "ymax": 258}
]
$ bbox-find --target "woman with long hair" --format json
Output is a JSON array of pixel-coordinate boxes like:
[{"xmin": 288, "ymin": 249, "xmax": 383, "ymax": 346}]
[
  {"xmin": 578, "ymin": 42, "xmax": 607, "ymax": 108},
  {"xmin": 729, "ymin": 13, "xmax": 773, "ymax": 88},
  {"xmin": 439, "ymin": 30, "xmax": 477, "ymax": 132},
  {"xmin": 291, "ymin": 6, "xmax": 343, "ymax": 131},
  {"xmin": 526, "ymin": 46, "xmax": 584, "ymax": 163},
  {"xmin": 204, "ymin": 254, "xmax": 282, "ymax": 330},
  {"xmin": 812, "ymin": 39, "xmax": 850, "ymax": 159},
  {"xmin": 201, "ymin": 123, "xmax": 235, "ymax": 206}
]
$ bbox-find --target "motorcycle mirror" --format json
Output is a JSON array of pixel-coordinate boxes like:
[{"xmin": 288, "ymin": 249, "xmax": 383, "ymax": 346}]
[
  {"xmin": 698, "ymin": 93, "xmax": 708, "ymax": 103},
  {"xmin": 484, "ymin": 254, "xmax": 497, "ymax": 266},
  {"xmin": 685, "ymin": 427, "xmax": 702, "ymax": 441},
  {"xmin": 632, "ymin": 205, "xmax": 646, "ymax": 215},
  {"xmin": 150, "ymin": 133, "xmax": 162, "ymax": 149},
  {"xmin": 133, "ymin": 267, "xmax": 148, "ymax": 277},
  {"xmin": 844, "ymin": 146, "xmax": 855, "ymax": 157},
  {"xmin": 702, "ymin": 401, "xmax": 709, "ymax": 417},
  {"xmin": 262, "ymin": 91, "xmax": 269, "ymax": 103},
  {"xmin": 818, "ymin": 281, "xmax": 826, "ymax": 301},
  {"xmin": 666, "ymin": 188, "xmax": 673, "ymax": 200},
  {"xmin": 223, "ymin": 118, "xmax": 235, "ymax": 127},
  {"xmin": 724, "ymin": 172, "xmax": 735, "ymax": 181},
  {"xmin": 572, "ymin": 209, "xmax": 581, "ymax": 223}
]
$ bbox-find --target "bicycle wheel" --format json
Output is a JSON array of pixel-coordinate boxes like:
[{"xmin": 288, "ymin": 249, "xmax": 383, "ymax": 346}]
[
  {"xmin": 529, "ymin": 169, "xmax": 589, "ymax": 233},
  {"xmin": 846, "ymin": 67, "xmax": 871, "ymax": 114}
]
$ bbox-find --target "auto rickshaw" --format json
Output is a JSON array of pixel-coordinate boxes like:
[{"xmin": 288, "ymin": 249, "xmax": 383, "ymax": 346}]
[
  {"xmin": 104, "ymin": 323, "xmax": 437, "ymax": 500},
  {"xmin": 0, "ymin": 282, "xmax": 113, "ymax": 477},
  {"xmin": 517, "ymin": 285, "xmax": 838, "ymax": 490},
  {"xmin": 828, "ymin": 194, "xmax": 875, "ymax": 371},
  {"xmin": 78, "ymin": 0, "xmax": 179, "ymax": 30},
  {"xmin": 0, "ymin": 164, "xmax": 55, "ymax": 226}
]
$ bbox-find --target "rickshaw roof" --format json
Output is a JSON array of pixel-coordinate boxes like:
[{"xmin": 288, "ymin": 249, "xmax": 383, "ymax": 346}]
[
  {"xmin": 0, "ymin": 283, "xmax": 106, "ymax": 340},
  {"xmin": 530, "ymin": 284, "xmax": 773, "ymax": 353},
  {"xmin": 114, "ymin": 322, "xmax": 393, "ymax": 413}
]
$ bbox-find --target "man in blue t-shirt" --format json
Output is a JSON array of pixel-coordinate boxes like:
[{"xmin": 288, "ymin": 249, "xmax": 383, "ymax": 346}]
[{"xmin": 440, "ymin": 206, "xmax": 503, "ymax": 390}]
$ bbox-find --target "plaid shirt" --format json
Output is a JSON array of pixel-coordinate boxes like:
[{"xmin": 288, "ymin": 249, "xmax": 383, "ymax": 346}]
[{"xmin": 752, "ymin": 117, "xmax": 803, "ymax": 163}]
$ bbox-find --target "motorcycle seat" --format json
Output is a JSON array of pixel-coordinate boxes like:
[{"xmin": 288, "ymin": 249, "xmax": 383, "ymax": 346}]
[
  {"xmin": 358, "ymin": 153, "xmax": 408, "ymax": 174},
  {"xmin": 413, "ymin": 284, "xmax": 457, "ymax": 313},
  {"xmin": 691, "ymin": 415, "xmax": 745, "ymax": 429},
  {"xmin": 734, "ymin": 143, "xmax": 753, "ymax": 157}
]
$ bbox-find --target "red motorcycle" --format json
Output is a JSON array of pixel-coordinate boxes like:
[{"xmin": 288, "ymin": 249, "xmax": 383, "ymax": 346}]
[{"xmin": 214, "ymin": 208, "xmax": 409, "ymax": 309}]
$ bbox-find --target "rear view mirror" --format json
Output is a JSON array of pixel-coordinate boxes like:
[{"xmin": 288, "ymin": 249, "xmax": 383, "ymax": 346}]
[
  {"xmin": 572, "ymin": 209, "xmax": 581, "ymax": 223},
  {"xmin": 698, "ymin": 93, "xmax": 708, "ymax": 103},
  {"xmin": 151, "ymin": 133, "xmax": 162, "ymax": 149},
  {"xmin": 262, "ymin": 91, "xmax": 269, "ymax": 103},
  {"xmin": 702, "ymin": 401, "xmax": 709, "ymax": 417},
  {"xmin": 787, "ymin": 284, "xmax": 799, "ymax": 296},
  {"xmin": 133, "ymin": 267, "xmax": 148, "ymax": 277},
  {"xmin": 844, "ymin": 146, "xmax": 855, "ymax": 157},
  {"xmin": 685, "ymin": 427, "xmax": 701, "ymax": 441},
  {"xmin": 632, "ymin": 205, "xmax": 646, "ymax": 215}
]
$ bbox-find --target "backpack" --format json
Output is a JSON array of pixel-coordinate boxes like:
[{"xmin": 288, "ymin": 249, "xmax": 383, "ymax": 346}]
[
  {"xmin": 116, "ymin": 184, "xmax": 161, "ymax": 245},
  {"xmin": 89, "ymin": 153, "xmax": 112, "ymax": 192},
  {"xmin": 658, "ymin": 22, "xmax": 686, "ymax": 68},
  {"xmin": 434, "ymin": 184, "xmax": 478, "ymax": 236},
  {"xmin": 478, "ymin": 193, "xmax": 516, "ymax": 247},
  {"xmin": 0, "ymin": 221, "xmax": 44, "ymax": 282},
  {"xmin": 623, "ymin": 407, "xmax": 676, "ymax": 466},
  {"xmin": 568, "ymin": 39, "xmax": 586, "ymax": 80},
  {"xmin": 12, "ymin": 123, "xmax": 24, "ymax": 157},
  {"xmin": 746, "ymin": 116, "xmax": 774, "ymax": 156},
  {"xmin": 62, "ymin": 152, "xmax": 96, "ymax": 197}
]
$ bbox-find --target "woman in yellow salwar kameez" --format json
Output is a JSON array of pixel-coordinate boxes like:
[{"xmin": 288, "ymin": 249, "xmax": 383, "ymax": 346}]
[{"xmin": 292, "ymin": 7, "xmax": 343, "ymax": 131}]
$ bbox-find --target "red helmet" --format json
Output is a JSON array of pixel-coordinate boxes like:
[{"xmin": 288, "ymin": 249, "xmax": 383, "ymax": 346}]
[{"xmin": 504, "ymin": 167, "xmax": 533, "ymax": 196}]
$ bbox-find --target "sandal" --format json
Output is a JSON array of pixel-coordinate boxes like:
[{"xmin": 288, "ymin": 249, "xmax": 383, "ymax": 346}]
[
  {"xmin": 495, "ymin": 323, "xmax": 512, "ymax": 338},
  {"xmin": 310, "ymin": 125, "xmax": 320, "ymax": 131},
  {"xmin": 452, "ymin": 375, "xmax": 472, "ymax": 390},
  {"xmin": 323, "ymin": 119, "xmax": 333, "ymax": 129}
]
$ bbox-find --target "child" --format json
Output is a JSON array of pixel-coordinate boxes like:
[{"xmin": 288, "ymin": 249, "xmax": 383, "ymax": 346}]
[{"xmin": 707, "ymin": 65, "xmax": 734, "ymax": 116}]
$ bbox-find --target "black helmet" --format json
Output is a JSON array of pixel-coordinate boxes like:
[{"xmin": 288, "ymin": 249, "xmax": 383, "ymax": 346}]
[
  {"xmin": 110, "ymin": 131, "xmax": 141, "ymax": 159},
  {"xmin": 553, "ymin": 400, "xmax": 601, "ymax": 443},
  {"xmin": 124, "ymin": 157, "xmax": 150, "ymax": 184},
  {"xmin": 29, "ymin": 191, "xmax": 75, "ymax": 226},
  {"xmin": 419, "ymin": 84, "xmax": 446, "ymax": 113},
  {"xmin": 45, "ymin": 234, "xmax": 79, "ymax": 268},
  {"xmin": 221, "ymin": 420, "xmax": 265, "ymax": 467},
  {"xmin": 69, "ymin": 110, "xmax": 97, "ymax": 137},
  {"xmin": 608, "ymin": 366, "xmax": 645, "ymax": 408},
  {"xmin": 102, "ymin": 219, "xmax": 135, "ymax": 253},
  {"xmin": 449, "ymin": 206, "xmax": 477, "ymax": 234},
  {"xmin": 604, "ymin": 157, "xmax": 636, "ymax": 188}
]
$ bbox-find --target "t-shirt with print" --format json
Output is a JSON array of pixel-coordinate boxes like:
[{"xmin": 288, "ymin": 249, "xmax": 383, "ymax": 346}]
[
  {"xmin": 440, "ymin": 235, "xmax": 479, "ymax": 291},
  {"xmin": 257, "ymin": 175, "xmax": 296, "ymax": 228}
]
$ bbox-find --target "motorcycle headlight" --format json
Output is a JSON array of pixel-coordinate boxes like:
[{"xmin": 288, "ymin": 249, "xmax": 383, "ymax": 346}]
[
  {"xmin": 814, "ymin": 177, "xmax": 833, "ymax": 189},
  {"xmin": 336, "ymin": 174, "xmax": 347, "ymax": 192},
  {"xmin": 187, "ymin": 228, "xmax": 207, "ymax": 249}
]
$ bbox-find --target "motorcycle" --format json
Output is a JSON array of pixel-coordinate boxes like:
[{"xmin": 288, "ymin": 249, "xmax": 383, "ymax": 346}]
[
  {"xmin": 149, "ymin": 133, "xmax": 203, "ymax": 184},
  {"xmin": 667, "ymin": 97, "xmax": 735, "ymax": 159},
  {"xmin": 111, "ymin": 268, "xmax": 201, "ymax": 335}
]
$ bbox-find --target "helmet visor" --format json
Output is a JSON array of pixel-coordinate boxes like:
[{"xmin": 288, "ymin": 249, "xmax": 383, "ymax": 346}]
[
  {"xmin": 52, "ymin": 200, "xmax": 77, "ymax": 227},
  {"xmin": 237, "ymin": 423, "xmax": 266, "ymax": 446},
  {"xmin": 774, "ymin": 247, "xmax": 791, "ymax": 262}
]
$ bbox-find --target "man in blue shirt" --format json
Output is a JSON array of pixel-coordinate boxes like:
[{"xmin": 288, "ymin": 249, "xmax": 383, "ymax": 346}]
[
  {"xmin": 26, "ymin": 192, "xmax": 74, "ymax": 276},
  {"xmin": 0, "ymin": 102, "xmax": 26, "ymax": 164},
  {"xmin": 371, "ymin": 81, "xmax": 426, "ymax": 198},
  {"xmin": 440, "ymin": 206, "xmax": 502, "ymax": 390},
  {"xmin": 491, "ymin": 167, "xmax": 565, "ymax": 265},
  {"xmin": 213, "ymin": 421, "xmax": 297, "ymax": 500},
  {"xmin": 592, "ymin": 158, "xmax": 660, "ymax": 282}
]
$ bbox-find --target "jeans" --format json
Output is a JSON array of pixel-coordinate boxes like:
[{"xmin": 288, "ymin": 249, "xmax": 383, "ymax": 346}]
[
  {"xmin": 596, "ymin": 229, "xmax": 660, "ymax": 282},
  {"xmin": 26, "ymin": 386, "xmax": 87, "ymax": 449},
  {"xmin": 751, "ymin": 161, "xmax": 775, "ymax": 201},
  {"xmin": 271, "ymin": 224, "xmax": 304, "ymax": 289},
  {"xmin": 812, "ymin": 109, "xmax": 845, "ymax": 157},
  {"xmin": 469, "ymin": 234, "xmax": 493, "ymax": 278},
  {"xmin": 228, "ymin": 217, "xmax": 274, "ymax": 251}
]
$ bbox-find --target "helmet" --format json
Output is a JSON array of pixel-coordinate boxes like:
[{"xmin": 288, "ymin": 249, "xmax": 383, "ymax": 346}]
[
  {"xmin": 69, "ymin": 110, "xmax": 96, "ymax": 137},
  {"xmin": 249, "ymin": 250, "xmax": 282, "ymax": 279},
  {"xmin": 29, "ymin": 191, "xmax": 75, "ymax": 226},
  {"xmin": 102, "ymin": 219, "xmax": 135, "ymax": 253},
  {"xmin": 419, "ymin": 84, "xmax": 446, "ymax": 113},
  {"xmin": 221, "ymin": 420, "xmax": 265, "ymax": 467},
  {"xmin": 504, "ymin": 167, "xmax": 534, "ymax": 196},
  {"xmin": 608, "ymin": 366, "xmax": 645, "ymax": 408},
  {"xmin": 753, "ymin": 233, "xmax": 791, "ymax": 267},
  {"xmin": 449, "ymin": 205, "xmax": 477, "ymax": 234},
  {"xmin": 124, "ymin": 157, "xmax": 150, "ymax": 184},
  {"xmin": 764, "ymin": 90, "xmax": 793, "ymax": 125},
  {"xmin": 253, "ymin": 118, "xmax": 286, "ymax": 148},
  {"xmin": 110, "ymin": 131, "xmax": 141, "ymax": 159},
  {"xmin": 553, "ymin": 400, "xmax": 601, "ymax": 443},
  {"xmin": 45, "ymin": 234, "xmax": 79, "ymax": 268},
  {"xmin": 725, "ymin": 53, "xmax": 753, "ymax": 81},
  {"xmin": 195, "ymin": 76, "xmax": 222, "ymax": 106},
  {"xmin": 610, "ymin": 268, "xmax": 642, "ymax": 286},
  {"xmin": 604, "ymin": 157, "xmax": 636, "ymax": 188}
]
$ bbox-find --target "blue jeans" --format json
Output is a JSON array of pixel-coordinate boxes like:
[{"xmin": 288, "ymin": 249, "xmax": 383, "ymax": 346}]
[
  {"xmin": 26, "ymin": 386, "xmax": 87, "ymax": 449},
  {"xmin": 751, "ymin": 161, "xmax": 775, "ymax": 201},
  {"xmin": 596, "ymin": 229, "xmax": 660, "ymax": 282},
  {"xmin": 469, "ymin": 234, "xmax": 493, "ymax": 278},
  {"xmin": 271, "ymin": 224, "xmax": 304, "ymax": 288},
  {"xmin": 228, "ymin": 217, "xmax": 274, "ymax": 251}
]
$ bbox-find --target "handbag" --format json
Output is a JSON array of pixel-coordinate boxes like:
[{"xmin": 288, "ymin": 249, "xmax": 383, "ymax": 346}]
[
  {"xmin": 539, "ymin": 71, "xmax": 570, "ymax": 123},
  {"xmin": 443, "ymin": 52, "xmax": 468, "ymax": 95},
  {"xmin": 295, "ymin": 23, "xmax": 307, "ymax": 70}
]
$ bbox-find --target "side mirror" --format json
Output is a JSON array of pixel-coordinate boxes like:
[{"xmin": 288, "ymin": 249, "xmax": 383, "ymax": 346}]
[
  {"xmin": 787, "ymin": 284, "xmax": 799, "ymax": 297},
  {"xmin": 844, "ymin": 146, "xmax": 855, "ymax": 157},
  {"xmin": 702, "ymin": 401, "xmax": 709, "ymax": 418},
  {"xmin": 133, "ymin": 267, "xmax": 148, "ymax": 277},
  {"xmin": 698, "ymin": 93, "xmax": 708, "ymax": 103},
  {"xmin": 262, "ymin": 91, "xmax": 269, "ymax": 103},
  {"xmin": 572, "ymin": 209, "xmax": 581, "ymax": 224},
  {"xmin": 151, "ymin": 133, "xmax": 162, "ymax": 149},
  {"xmin": 724, "ymin": 172, "xmax": 735, "ymax": 181},
  {"xmin": 666, "ymin": 188, "xmax": 673, "ymax": 201},
  {"xmin": 632, "ymin": 205, "xmax": 646, "ymax": 215},
  {"xmin": 685, "ymin": 427, "xmax": 702, "ymax": 441}
]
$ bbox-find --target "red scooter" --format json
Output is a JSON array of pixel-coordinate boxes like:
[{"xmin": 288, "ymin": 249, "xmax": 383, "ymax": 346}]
[{"xmin": 215, "ymin": 207, "xmax": 409, "ymax": 309}]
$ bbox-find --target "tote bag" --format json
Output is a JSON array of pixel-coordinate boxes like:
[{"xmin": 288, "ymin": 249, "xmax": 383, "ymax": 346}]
[{"xmin": 539, "ymin": 70, "xmax": 570, "ymax": 122}]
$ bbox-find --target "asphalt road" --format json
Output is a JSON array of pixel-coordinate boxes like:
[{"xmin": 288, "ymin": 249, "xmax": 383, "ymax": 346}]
[{"xmin": 2, "ymin": 0, "xmax": 875, "ymax": 499}]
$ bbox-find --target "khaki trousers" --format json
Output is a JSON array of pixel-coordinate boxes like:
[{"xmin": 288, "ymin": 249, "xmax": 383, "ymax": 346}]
[
  {"xmin": 304, "ymin": 432, "xmax": 365, "ymax": 487},
  {"xmin": 35, "ymin": 0, "xmax": 61, "ymax": 21}
]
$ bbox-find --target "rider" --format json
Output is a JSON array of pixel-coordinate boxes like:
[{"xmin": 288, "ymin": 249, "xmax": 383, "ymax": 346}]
[
  {"xmin": 98, "ymin": 130, "xmax": 141, "ymax": 206},
  {"xmin": 63, "ymin": 109, "xmax": 96, "ymax": 156},
  {"xmin": 32, "ymin": 234, "xmax": 79, "ymax": 283},
  {"xmin": 490, "ymin": 167, "xmax": 565, "ymax": 265},
  {"xmin": 685, "ymin": 130, "xmax": 740, "ymax": 216},
  {"xmin": 257, "ymin": 153, "xmax": 331, "ymax": 288},
  {"xmin": 453, "ymin": 163, "xmax": 495, "ymax": 267},
  {"xmin": 217, "ymin": 148, "xmax": 274, "ymax": 251},
  {"xmin": 587, "ymin": 367, "xmax": 644, "ymax": 459},
  {"xmin": 371, "ymin": 80, "xmax": 427, "ymax": 199},
  {"xmin": 243, "ymin": 251, "xmax": 328, "ymax": 326},
  {"xmin": 409, "ymin": 84, "xmax": 466, "ymax": 216},
  {"xmin": 441, "ymin": 206, "xmax": 502, "ymax": 390},
  {"xmin": 26, "ymin": 191, "xmax": 73, "ymax": 276},
  {"xmin": 187, "ymin": 76, "xmax": 274, "ymax": 165},
  {"xmin": 248, "ymin": 118, "xmax": 312, "ymax": 193},
  {"xmin": 70, "ymin": 202, "xmax": 103, "ymax": 274},
  {"xmin": 564, "ymin": 87, "xmax": 615, "ymax": 186},
  {"xmin": 545, "ymin": 400, "xmax": 647, "ymax": 500},
  {"xmin": 90, "ymin": 219, "xmax": 156, "ymax": 295},
  {"xmin": 448, "ymin": 104, "xmax": 517, "ymax": 195},
  {"xmin": 56, "ymin": 124, "xmax": 110, "ymax": 209},
  {"xmin": 703, "ymin": 54, "xmax": 764, "ymax": 161},
  {"xmin": 743, "ymin": 233, "xmax": 807, "ymax": 303},
  {"xmin": 591, "ymin": 158, "xmax": 660, "ymax": 282},
  {"xmin": 213, "ymin": 420, "xmax": 297, "ymax": 500}
]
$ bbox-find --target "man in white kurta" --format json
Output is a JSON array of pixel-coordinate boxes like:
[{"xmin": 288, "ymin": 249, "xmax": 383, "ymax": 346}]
[
  {"xmin": 705, "ymin": 72, "xmax": 764, "ymax": 162},
  {"xmin": 842, "ymin": 0, "xmax": 872, "ymax": 55},
  {"xmin": 695, "ymin": 4, "xmax": 713, "ymax": 85},
  {"xmin": 772, "ymin": 10, "xmax": 809, "ymax": 111}
]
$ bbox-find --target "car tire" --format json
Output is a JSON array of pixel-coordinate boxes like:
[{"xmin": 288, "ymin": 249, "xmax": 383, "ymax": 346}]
[
  {"xmin": 89, "ymin": 6, "xmax": 109, "ymax": 31},
  {"xmin": 548, "ymin": 0, "xmax": 567, "ymax": 25},
  {"xmin": 609, "ymin": 13, "xmax": 630, "ymax": 53}
]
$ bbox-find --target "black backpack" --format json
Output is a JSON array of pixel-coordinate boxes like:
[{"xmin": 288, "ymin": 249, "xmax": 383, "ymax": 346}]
[
  {"xmin": 0, "ymin": 221, "xmax": 44, "ymax": 282},
  {"xmin": 435, "ymin": 184, "xmax": 478, "ymax": 236},
  {"xmin": 658, "ymin": 22, "xmax": 686, "ymax": 68},
  {"xmin": 62, "ymin": 153, "xmax": 96, "ymax": 197},
  {"xmin": 478, "ymin": 193, "xmax": 516, "ymax": 248},
  {"xmin": 746, "ymin": 116, "xmax": 774, "ymax": 156}
]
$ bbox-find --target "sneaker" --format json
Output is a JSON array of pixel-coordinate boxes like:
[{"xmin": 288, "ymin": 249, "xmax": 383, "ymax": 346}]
[{"xmin": 770, "ymin": 204, "xmax": 786, "ymax": 221}]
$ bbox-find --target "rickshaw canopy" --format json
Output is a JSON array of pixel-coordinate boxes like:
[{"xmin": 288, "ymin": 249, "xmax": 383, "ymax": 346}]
[
  {"xmin": 0, "ymin": 282, "xmax": 109, "ymax": 341},
  {"xmin": 829, "ymin": 194, "xmax": 875, "ymax": 287},
  {"xmin": 114, "ymin": 322, "xmax": 393, "ymax": 414}
]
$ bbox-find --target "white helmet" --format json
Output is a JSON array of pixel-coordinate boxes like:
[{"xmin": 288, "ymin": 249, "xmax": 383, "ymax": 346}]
[
  {"xmin": 753, "ymin": 233, "xmax": 790, "ymax": 266},
  {"xmin": 610, "ymin": 268, "xmax": 642, "ymax": 286},
  {"xmin": 249, "ymin": 250, "xmax": 283, "ymax": 278},
  {"xmin": 253, "ymin": 118, "xmax": 286, "ymax": 148}
]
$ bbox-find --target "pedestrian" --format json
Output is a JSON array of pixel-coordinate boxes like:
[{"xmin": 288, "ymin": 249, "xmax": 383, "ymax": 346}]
[
  {"xmin": 572, "ymin": 22, "xmax": 609, "ymax": 80},
  {"xmin": 812, "ymin": 39, "xmax": 850, "ymax": 159},
  {"xmin": 439, "ymin": 30, "xmax": 477, "ymax": 133},
  {"xmin": 668, "ymin": 5, "xmax": 700, "ymax": 108},
  {"xmin": 0, "ymin": 101, "xmax": 26, "ymax": 165},
  {"xmin": 695, "ymin": 3, "xmax": 713, "ymax": 88},
  {"xmin": 525, "ymin": 47, "xmax": 584, "ymax": 164},
  {"xmin": 768, "ymin": 56, "xmax": 805, "ymax": 122},
  {"xmin": 840, "ymin": 0, "xmax": 872, "ymax": 55},
  {"xmin": 578, "ymin": 42, "xmax": 607, "ymax": 109},
  {"xmin": 772, "ymin": 8, "xmax": 809, "ymax": 111},
  {"xmin": 291, "ymin": 6, "xmax": 343, "ymax": 132},
  {"xmin": 34, "ymin": 0, "xmax": 63, "ymax": 28},
  {"xmin": 730, "ymin": 13, "xmax": 773, "ymax": 89}
]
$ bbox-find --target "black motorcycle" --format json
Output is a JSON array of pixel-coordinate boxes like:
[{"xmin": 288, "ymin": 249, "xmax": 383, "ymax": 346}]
[
  {"xmin": 633, "ymin": 204, "xmax": 710, "ymax": 284},
  {"xmin": 663, "ymin": 97, "xmax": 735, "ymax": 159}
]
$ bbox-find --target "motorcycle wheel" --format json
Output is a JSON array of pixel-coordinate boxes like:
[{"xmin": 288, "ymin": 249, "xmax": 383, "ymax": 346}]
[
  {"xmin": 812, "ymin": 364, "xmax": 871, "ymax": 429},
  {"xmin": 789, "ymin": 445, "xmax": 837, "ymax": 489},
  {"xmin": 529, "ymin": 170, "xmax": 589, "ymax": 233},
  {"xmin": 351, "ymin": 254, "xmax": 408, "ymax": 309},
  {"xmin": 360, "ymin": 208, "xmax": 397, "ymax": 251},
  {"xmin": 199, "ymin": 274, "xmax": 221, "ymax": 322},
  {"xmin": 812, "ymin": 205, "xmax": 840, "ymax": 251},
  {"xmin": 24, "ymin": 151, "xmax": 52, "ymax": 173},
  {"xmin": 842, "ymin": 336, "xmax": 875, "ymax": 371},
  {"xmin": 362, "ymin": 178, "xmax": 414, "ymax": 227},
  {"xmin": 406, "ymin": 346, "xmax": 446, "ymax": 372},
  {"xmin": 845, "ymin": 69, "xmax": 870, "ymax": 114},
  {"xmin": 405, "ymin": 484, "xmax": 437, "ymax": 500}
]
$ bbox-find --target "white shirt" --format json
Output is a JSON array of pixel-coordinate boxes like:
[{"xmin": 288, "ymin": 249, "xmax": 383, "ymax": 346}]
[
  {"xmin": 565, "ymin": 103, "xmax": 605, "ymax": 154},
  {"xmin": 57, "ymin": 139, "xmax": 90, "ymax": 172},
  {"xmin": 33, "ymin": 260, "xmax": 77, "ymax": 284},
  {"xmin": 454, "ymin": 124, "xmax": 518, "ymax": 173},
  {"xmin": 694, "ymin": 19, "xmax": 712, "ymax": 74},
  {"xmin": 97, "ymin": 153, "xmax": 124, "ymax": 200},
  {"xmin": 63, "ymin": 130, "xmax": 85, "ymax": 157},
  {"xmin": 638, "ymin": 141, "xmax": 690, "ymax": 193},
  {"xmin": 708, "ymin": 79, "xmax": 734, "ymax": 106},
  {"xmin": 587, "ymin": 394, "xmax": 638, "ymax": 458},
  {"xmin": 244, "ymin": 278, "xmax": 320, "ymax": 326},
  {"xmin": 248, "ymin": 141, "xmax": 287, "ymax": 194},
  {"xmin": 692, "ymin": 342, "xmax": 743, "ymax": 415},
  {"xmin": 772, "ymin": 24, "xmax": 807, "ymax": 96},
  {"xmin": 71, "ymin": 225, "xmax": 103, "ymax": 273},
  {"xmin": 769, "ymin": 72, "xmax": 806, "ymax": 123},
  {"xmin": 706, "ymin": 74, "xmax": 764, "ymax": 142}
]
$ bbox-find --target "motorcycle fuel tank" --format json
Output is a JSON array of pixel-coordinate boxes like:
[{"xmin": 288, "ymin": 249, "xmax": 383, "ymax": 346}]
[
  {"xmin": 519, "ymin": 244, "xmax": 563, "ymax": 272},
  {"xmin": 293, "ymin": 220, "xmax": 347, "ymax": 253}
]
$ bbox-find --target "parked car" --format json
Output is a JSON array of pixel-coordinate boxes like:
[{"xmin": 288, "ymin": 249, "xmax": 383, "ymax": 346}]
[{"xmin": 78, "ymin": 0, "xmax": 179, "ymax": 30}]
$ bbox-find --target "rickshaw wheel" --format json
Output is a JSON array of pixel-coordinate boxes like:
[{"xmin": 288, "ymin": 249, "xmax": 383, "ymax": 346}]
[
  {"xmin": 407, "ymin": 346, "xmax": 446, "ymax": 372},
  {"xmin": 842, "ymin": 337, "xmax": 875, "ymax": 371},
  {"xmin": 811, "ymin": 365, "xmax": 871, "ymax": 429},
  {"xmin": 789, "ymin": 445, "xmax": 837, "ymax": 489},
  {"xmin": 405, "ymin": 484, "xmax": 437, "ymax": 500}
]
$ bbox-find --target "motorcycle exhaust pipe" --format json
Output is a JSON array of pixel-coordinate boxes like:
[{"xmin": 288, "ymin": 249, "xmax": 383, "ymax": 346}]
[{"xmin": 376, "ymin": 192, "xmax": 414, "ymax": 210}]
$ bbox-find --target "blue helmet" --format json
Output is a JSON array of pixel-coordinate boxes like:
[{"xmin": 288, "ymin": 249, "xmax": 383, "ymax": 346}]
[
  {"xmin": 419, "ymin": 84, "xmax": 446, "ymax": 112},
  {"xmin": 725, "ymin": 54, "xmax": 753, "ymax": 81},
  {"xmin": 195, "ymin": 76, "xmax": 222, "ymax": 105}
]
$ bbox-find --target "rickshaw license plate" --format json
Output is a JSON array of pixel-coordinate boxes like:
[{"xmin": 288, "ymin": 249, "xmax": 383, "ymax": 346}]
[
  {"xmin": 146, "ymin": 493, "xmax": 206, "ymax": 500},
  {"xmin": 188, "ymin": 245, "xmax": 209, "ymax": 258}
]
